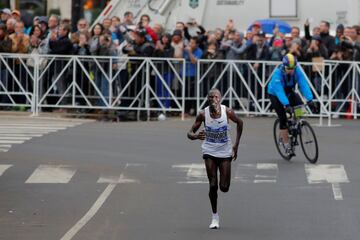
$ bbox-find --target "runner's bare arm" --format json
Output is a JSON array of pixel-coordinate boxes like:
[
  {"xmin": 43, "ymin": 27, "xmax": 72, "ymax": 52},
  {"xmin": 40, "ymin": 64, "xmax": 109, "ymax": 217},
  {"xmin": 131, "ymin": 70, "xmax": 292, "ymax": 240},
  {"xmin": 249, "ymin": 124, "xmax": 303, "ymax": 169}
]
[
  {"xmin": 187, "ymin": 112, "xmax": 205, "ymax": 140},
  {"xmin": 227, "ymin": 108, "xmax": 243, "ymax": 160}
]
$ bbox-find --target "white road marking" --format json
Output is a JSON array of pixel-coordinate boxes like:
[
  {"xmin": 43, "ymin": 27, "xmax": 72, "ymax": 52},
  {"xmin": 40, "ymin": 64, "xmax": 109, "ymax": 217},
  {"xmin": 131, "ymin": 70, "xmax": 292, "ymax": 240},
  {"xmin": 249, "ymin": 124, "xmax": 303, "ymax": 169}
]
[
  {"xmin": 0, "ymin": 119, "xmax": 85, "ymax": 152},
  {"xmin": 173, "ymin": 164, "xmax": 207, "ymax": 183},
  {"xmin": 177, "ymin": 181, "xmax": 208, "ymax": 184},
  {"xmin": 0, "ymin": 130, "xmax": 58, "ymax": 133},
  {"xmin": 0, "ymin": 123, "xmax": 81, "ymax": 126},
  {"xmin": 257, "ymin": 163, "xmax": 278, "ymax": 170},
  {"xmin": 125, "ymin": 163, "xmax": 147, "ymax": 167},
  {"xmin": 0, "ymin": 140, "xmax": 24, "ymax": 144},
  {"xmin": 0, "ymin": 136, "xmax": 32, "ymax": 140},
  {"xmin": 25, "ymin": 165, "xmax": 77, "ymax": 183},
  {"xmin": 234, "ymin": 163, "xmax": 278, "ymax": 183},
  {"xmin": 60, "ymin": 163, "xmax": 141, "ymax": 240},
  {"xmin": 0, "ymin": 145, "xmax": 11, "ymax": 148},
  {"xmin": 97, "ymin": 174, "xmax": 139, "ymax": 184},
  {"xmin": 0, "ymin": 134, "xmax": 43, "ymax": 137},
  {"xmin": 0, "ymin": 127, "xmax": 66, "ymax": 130},
  {"xmin": 60, "ymin": 183, "xmax": 117, "ymax": 240},
  {"xmin": 332, "ymin": 183, "xmax": 343, "ymax": 200},
  {"xmin": 254, "ymin": 180, "xmax": 277, "ymax": 183},
  {"xmin": 305, "ymin": 164, "xmax": 349, "ymax": 200},
  {"xmin": 0, "ymin": 164, "xmax": 12, "ymax": 176}
]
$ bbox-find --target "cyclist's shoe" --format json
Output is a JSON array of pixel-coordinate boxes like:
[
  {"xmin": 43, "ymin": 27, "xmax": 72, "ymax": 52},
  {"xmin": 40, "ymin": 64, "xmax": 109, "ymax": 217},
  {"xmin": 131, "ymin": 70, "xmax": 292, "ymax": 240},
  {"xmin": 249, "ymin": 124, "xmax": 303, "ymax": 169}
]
[
  {"xmin": 286, "ymin": 147, "xmax": 296, "ymax": 157},
  {"xmin": 209, "ymin": 216, "xmax": 220, "ymax": 229}
]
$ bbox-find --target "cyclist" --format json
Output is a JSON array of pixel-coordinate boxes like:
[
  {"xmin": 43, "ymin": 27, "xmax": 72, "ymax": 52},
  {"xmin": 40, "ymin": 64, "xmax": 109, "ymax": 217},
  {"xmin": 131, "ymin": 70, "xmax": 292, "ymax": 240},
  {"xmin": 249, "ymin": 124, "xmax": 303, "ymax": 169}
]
[{"xmin": 268, "ymin": 53, "xmax": 317, "ymax": 156}]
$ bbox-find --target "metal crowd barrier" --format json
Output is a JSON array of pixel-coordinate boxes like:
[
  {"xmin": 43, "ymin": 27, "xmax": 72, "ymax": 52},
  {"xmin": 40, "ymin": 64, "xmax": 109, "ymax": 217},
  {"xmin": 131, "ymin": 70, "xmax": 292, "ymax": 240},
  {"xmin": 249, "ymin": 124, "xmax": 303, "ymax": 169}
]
[
  {"xmin": 0, "ymin": 52, "xmax": 359, "ymax": 123},
  {"xmin": 0, "ymin": 54, "xmax": 186, "ymax": 119},
  {"xmin": 197, "ymin": 59, "xmax": 360, "ymax": 125},
  {"xmin": 0, "ymin": 53, "xmax": 36, "ymax": 112},
  {"xmin": 37, "ymin": 55, "xmax": 186, "ymax": 118}
]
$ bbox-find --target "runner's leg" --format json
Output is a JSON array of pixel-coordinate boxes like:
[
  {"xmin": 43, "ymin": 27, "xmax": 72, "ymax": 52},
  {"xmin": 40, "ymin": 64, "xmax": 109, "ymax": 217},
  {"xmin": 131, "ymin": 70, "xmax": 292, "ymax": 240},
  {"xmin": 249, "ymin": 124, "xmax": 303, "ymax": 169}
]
[
  {"xmin": 204, "ymin": 158, "xmax": 218, "ymax": 213},
  {"xmin": 219, "ymin": 159, "xmax": 231, "ymax": 192}
]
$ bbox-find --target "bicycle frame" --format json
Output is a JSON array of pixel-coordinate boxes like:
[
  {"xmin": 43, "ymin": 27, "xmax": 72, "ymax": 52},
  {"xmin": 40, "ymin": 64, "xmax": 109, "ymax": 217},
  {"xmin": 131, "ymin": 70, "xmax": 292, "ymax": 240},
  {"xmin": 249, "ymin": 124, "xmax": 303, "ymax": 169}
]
[{"xmin": 287, "ymin": 107, "xmax": 304, "ymax": 150}]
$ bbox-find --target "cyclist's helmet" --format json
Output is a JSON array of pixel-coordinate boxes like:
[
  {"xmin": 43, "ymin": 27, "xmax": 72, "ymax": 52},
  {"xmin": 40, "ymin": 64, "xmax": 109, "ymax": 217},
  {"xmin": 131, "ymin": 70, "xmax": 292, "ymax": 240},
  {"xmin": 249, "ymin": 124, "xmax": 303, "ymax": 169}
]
[{"xmin": 282, "ymin": 53, "xmax": 297, "ymax": 70}]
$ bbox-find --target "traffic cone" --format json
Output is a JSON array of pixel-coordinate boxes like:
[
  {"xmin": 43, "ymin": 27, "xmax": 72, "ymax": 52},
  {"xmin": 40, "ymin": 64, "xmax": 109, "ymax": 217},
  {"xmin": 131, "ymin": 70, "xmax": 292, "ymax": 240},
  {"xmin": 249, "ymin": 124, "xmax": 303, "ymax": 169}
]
[{"xmin": 346, "ymin": 97, "xmax": 353, "ymax": 120}]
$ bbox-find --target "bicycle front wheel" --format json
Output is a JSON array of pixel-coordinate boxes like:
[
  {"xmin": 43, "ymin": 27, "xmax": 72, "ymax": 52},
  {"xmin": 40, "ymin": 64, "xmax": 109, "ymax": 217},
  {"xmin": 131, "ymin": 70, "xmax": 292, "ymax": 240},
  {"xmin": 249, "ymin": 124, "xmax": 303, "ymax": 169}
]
[
  {"xmin": 273, "ymin": 119, "xmax": 291, "ymax": 161},
  {"xmin": 299, "ymin": 120, "xmax": 319, "ymax": 163}
]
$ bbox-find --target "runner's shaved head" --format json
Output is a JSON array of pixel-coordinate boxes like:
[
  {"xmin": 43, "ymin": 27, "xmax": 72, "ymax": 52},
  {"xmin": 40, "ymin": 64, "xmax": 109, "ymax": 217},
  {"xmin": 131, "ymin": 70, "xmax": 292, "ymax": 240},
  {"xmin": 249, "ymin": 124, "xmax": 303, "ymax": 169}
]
[{"xmin": 209, "ymin": 88, "xmax": 221, "ymax": 97}]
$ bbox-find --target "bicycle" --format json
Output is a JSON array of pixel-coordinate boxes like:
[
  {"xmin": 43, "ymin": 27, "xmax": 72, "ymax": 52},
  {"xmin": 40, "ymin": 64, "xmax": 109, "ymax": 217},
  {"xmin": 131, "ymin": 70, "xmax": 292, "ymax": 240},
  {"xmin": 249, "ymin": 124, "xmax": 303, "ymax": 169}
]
[{"xmin": 273, "ymin": 105, "xmax": 319, "ymax": 163}]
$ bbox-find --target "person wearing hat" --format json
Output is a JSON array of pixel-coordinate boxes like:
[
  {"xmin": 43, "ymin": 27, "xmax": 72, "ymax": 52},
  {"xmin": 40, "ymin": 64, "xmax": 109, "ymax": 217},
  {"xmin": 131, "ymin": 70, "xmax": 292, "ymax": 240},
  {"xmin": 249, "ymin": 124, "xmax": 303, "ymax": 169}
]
[
  {"xmin": 246, "ymin": 31, "xmax": 270, "ymax": 62},
  {"xmin": 1, "ymin": 8, "xmax": 11, "ymax": 24},
  {"xmin": 37, "ymin": 16, "xmax": 49, "ymax": 37},
  {"xmin": 171, "ymin": 29, "xmax": 184, "ymax": 58},
  {"xmin": 11, "ymin": 9, "xmax": 21, "ymax": 21},
  {"xmin": 270, "ymin": 38, "xmax": 286, "ymax": 61},
  {"xmin": 123, "ymin": 28, "xmax": 154, "ymax": 57},
  {"xmin": 268, "ymin": 53, "xmax": 316, "ymax": 156},
  {"xmin": 305, "ymin": 34, "xmax": 328, "ymax": 60},
  {"xmin": 335, "ymin": 24, "xmax": 344, "ymax": 45},
  {"xmin": 252, "ymin": 22, "xmax": 262, "ymax": 34}
]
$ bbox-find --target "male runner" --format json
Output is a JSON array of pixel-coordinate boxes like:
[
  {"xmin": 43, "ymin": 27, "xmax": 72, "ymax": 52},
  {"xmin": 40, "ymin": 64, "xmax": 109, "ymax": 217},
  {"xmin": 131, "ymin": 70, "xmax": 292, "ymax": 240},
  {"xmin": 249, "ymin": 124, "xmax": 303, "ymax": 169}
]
[{"xmin": 187, "ymin": 88, "xmax": 243, "ymax": 229}]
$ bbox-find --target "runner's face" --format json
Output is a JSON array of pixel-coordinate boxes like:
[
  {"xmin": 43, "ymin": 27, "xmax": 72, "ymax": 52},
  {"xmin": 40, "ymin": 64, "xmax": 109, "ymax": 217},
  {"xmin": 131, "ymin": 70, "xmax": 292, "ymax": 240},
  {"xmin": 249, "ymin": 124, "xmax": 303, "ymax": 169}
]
[{"xmin": 208, "ymin": 92, "xmax": 221, "ymax": 112}]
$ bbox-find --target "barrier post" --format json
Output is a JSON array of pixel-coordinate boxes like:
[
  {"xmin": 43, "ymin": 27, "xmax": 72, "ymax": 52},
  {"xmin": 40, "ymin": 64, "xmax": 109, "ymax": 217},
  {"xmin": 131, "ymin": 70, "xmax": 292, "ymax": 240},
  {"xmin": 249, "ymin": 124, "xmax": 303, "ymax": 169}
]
[
  {"xmin": 182, "ymin": 60, "xmax": 186, "ymax": 120},
  {"xmin": 146, "ymin": 59, "xmax": 150, "ymax": 121},
  {"xmin": 229, "ymin": 62, "xmax": 233, "ymax": 109},
  {"xmin": 32, "ymin": 54, "xmax": 40, "ymax": 116},
  {"xmin": 351, "ymin": 62, "xmax": 356, "ymax": 119}
]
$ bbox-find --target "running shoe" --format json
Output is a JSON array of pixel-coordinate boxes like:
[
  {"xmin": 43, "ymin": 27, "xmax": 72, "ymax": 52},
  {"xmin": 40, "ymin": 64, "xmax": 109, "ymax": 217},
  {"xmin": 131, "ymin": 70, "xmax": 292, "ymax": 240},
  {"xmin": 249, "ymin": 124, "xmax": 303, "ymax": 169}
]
[{"xmin": 209, "ymin": 217, "xmax": 220, "ymax": 229}]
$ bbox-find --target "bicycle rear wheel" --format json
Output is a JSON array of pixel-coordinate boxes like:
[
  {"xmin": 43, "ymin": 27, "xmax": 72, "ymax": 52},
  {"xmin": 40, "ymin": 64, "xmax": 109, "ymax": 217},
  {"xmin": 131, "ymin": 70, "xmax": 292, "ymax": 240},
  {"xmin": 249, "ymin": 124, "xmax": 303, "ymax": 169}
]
[
  {"xmin": 273, "ymin": 119, "xmax": 291, "ymax": 161},
  {"xmin": 299, "ymin": 120, "xmax": 319, "ymax": 163}
]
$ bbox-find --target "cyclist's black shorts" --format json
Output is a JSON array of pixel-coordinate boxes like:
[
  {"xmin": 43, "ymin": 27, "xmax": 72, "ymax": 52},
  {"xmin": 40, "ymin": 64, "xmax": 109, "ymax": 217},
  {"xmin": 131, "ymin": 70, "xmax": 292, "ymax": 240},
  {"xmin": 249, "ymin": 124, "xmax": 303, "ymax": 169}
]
[{"xmin": 269, "ymin": 91, "xmax": 302, "ymax": 129}]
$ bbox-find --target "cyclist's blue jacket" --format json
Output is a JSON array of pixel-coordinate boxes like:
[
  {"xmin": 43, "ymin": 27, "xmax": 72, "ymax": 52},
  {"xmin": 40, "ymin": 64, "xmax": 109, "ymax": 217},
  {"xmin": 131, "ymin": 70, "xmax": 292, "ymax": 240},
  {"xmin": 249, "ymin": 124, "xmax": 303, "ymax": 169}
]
[{"xmin": 267, "ymin": 65, "xmax": 313, "ymax": 106}]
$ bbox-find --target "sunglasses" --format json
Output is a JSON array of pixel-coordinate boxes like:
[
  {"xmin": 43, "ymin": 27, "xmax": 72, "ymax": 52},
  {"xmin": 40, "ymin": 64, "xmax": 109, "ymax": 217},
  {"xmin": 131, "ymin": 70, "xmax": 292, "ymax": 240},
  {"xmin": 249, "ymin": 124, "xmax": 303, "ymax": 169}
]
[{"xmin": 285, "ymin": 67, "xmax": 295, "ymax": 71}]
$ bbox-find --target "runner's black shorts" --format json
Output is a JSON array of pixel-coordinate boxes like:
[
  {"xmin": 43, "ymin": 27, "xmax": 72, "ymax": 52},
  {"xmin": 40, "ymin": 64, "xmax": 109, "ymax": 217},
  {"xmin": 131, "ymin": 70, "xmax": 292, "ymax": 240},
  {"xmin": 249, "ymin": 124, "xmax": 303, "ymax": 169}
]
[{"xmin": 203, "ymin": 154, "xmax": 232, "ymax": 163}]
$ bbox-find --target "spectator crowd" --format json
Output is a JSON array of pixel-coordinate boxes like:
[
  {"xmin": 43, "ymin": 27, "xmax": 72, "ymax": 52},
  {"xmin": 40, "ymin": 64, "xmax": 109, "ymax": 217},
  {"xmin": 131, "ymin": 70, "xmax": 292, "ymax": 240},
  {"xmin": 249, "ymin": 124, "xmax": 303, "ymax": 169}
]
[
  {"xmin": 0, "ymin": 7, "xmax": 359, "ymax": 116},
  {"xmin": 2, "ymin": 8, "xmax": 360, "ymax": 63}
]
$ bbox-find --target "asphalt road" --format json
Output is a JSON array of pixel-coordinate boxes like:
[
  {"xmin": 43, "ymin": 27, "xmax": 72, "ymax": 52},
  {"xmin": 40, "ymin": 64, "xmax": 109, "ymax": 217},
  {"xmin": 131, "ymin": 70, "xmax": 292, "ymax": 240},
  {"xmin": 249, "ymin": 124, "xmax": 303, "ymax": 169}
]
[{"xmin": 0, "ymin": 116, "xmax": 359, "ymax": 240}]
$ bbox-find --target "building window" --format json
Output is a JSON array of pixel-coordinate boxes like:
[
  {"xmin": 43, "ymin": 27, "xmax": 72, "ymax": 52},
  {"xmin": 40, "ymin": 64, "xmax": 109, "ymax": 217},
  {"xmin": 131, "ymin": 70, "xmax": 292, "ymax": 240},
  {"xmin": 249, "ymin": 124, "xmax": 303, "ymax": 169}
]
[{"xmin": 270, "ymin": 0, "xmax": 297, "ymax": 18}]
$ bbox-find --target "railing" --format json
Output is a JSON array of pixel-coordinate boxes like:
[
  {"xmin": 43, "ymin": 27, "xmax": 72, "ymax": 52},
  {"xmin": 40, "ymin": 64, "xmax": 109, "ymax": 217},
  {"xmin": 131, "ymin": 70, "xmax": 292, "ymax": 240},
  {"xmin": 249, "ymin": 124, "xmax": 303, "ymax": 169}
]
[
  {"xmin": 0, "ymin": 53, "xmax": 186, "ymax": 119},
  {"xmin": 197, "ymin": 59, "xmax": 360, "ymax": 124},
  {"xmin": 0, "ymin": 53, "xmax": 36, "ymax": 112},
  {"xmin": 0, "ymin": 53, "xmax": 359, "ymax": 123}
]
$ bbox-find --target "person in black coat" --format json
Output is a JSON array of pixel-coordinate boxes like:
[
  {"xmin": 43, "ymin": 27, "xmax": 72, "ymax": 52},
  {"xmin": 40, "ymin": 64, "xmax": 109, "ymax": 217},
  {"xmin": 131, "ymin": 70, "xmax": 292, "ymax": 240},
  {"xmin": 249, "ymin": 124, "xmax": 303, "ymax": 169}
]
[{"xmin": 48, "ymin": 23, "xmax": 73, "ymax": 105}]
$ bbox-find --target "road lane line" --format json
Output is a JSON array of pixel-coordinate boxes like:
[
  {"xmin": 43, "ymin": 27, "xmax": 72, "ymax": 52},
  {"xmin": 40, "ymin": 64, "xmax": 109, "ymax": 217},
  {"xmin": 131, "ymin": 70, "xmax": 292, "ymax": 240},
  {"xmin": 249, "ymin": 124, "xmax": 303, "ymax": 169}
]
[
  {"xmin": 60, "ymin": 183, "xmax": 116, "ymax": 240},
  {"xmin": 332, "ymin": 183, "xmax": 344, "ymax": 200},
  {"xmin": 60, "ymin": 171, "xmax": 134, "ymax": 240},
  {"xmin": 0, "ymin": 164, "xmax": 12, "ymax": 176}
]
